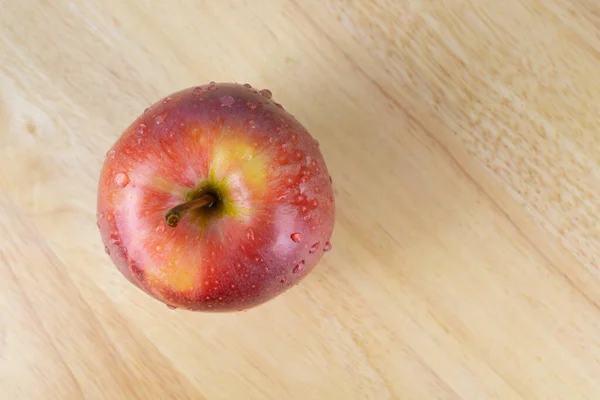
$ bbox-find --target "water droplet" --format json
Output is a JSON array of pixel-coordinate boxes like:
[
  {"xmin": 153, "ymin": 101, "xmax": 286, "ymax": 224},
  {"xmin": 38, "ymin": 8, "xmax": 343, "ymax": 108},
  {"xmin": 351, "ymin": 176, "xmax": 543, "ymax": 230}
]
[
  {"xmin": 291, "ymin": 134, "xmax": 297, "ymax": 141},
  {"xmin": 311, "ymin": 199, "xmax": 318, "ymax": 207},
  {"xmin": 291, "ymin": 233, "xmax": 303, "ymax": 243},
  {"xmin": 294, "ymin": 151, "xmax": 303, "ymax": 160},
  {"xmin": 275, "ymin": 103, "xmax": 283, "ymax": 109},
  {"xmin": 208, "ymin": 82, "xmax": 217, "ymax": 91},
  {"xmin": 323, "ymin": 241, "xmax": 332, "ymax": 252},
  {"xmin": 329, "ymin": 175, "xmax": 333, "ymax": 183},
  {"xmin": 230, "ymin": 284, "xmax": 236, "ymax": 288},
  {"xmin": 248, "ymin": 120, "xmax": 256, "ymax": 128},
  {"xmin": 163, "ymin": 97, "xmax": 172, "ymax": 103},
  {"xmin": 114, "ymin": 172, "xmax": 130, "ymax": 188},
  {"xmin": 167, "ymin": 304, "xmax": 176, "ymax": 310},
  {"xmin": 251, "ymin": 284, "xmax": 256, "ymax": 288},
  {"xmin": 193, "ymin": 87, "xmax": 204, "ymax": 96},
  {"xmin": 259, "ymin": 89, "xmax": 272, "ymax": 99},
  {"xmin": 246, "ymin": 101, "xmax": 257, "ymax": 110},
  {"xmin": 156, "ymin": 245, "xmax": 163, "ymax": 252},
  {"xmin": 310, "ymin": 242, "xmax": 320, "ymax": 253},
  {"xmin": 220, "ymin": 95, "xmax": 235, "ymax": 107},
  {"xmin": 104, "ymin": 245, "xmax": 110, "ymax": 255},
  {"xmin": 144, "ymin": 107, "xmax": 150, "ymax": 114},
  {"xmin": 246, "ymin": 228, "xmax": 255, "ymax": 241},
  {"xmin": 301, "ymin": 206, "xmax": 308, "ymax": 213},
  {"xmin": 106, "ymin": 149, "xmax": 116, "ymax": 159},
  {"xmin": 110, "ymin": 234, "xmax": 120, "ymax": 246},
  {"xmin": 286, "ymin": 177, "xmax": 294, "ymax": 184},
  {"xmin": 292, "ymin": 261, "xmax": 305, "ymax": 273},
  {"xmin": 155, "ymin": 114, "xmax": 166, "ymax": 125},
  {"xmin": 205, "ymin": 296, "xmax": 211, "ymax": 300},
  {"xmin": 156, "ymin": 225, "xmax": 165, "ymax": 233},
  {"xmin": 280, "ymin": 278, "xmax": 286, "ymax": 284},
  {"xmin": 297, "ymin": 194, "xmax": 306, "ymax": 202},
  {"xmin": 96, "ymin": 221, "xmax": 100, "ymax": 229},
  {"xmin": 244, "ymin": 83, "xmax": 252, "ymax": 88},
  {"xmin": 136, "ymin": 124, "xmax": 147, "ymax": 135}
]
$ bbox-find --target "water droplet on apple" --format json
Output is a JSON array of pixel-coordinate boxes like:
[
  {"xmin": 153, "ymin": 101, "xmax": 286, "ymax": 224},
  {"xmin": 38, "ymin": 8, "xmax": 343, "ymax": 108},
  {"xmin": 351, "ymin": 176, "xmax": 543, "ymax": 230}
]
[
  {"xmin": 193, "ymin": 87, "xmax": 204, "ymax": 96},
  {"xmin": 104, "ymin": 245, "xmax": 110, "ymax": 255},
  {"xmin": 166, "ymin": 304, "xmax": 176, "ymax": 310},
  {"xmin": 155, "ymin": 114, "xmax": 166, "ymax": 125},
  {"xmin": 311, "ymin": 199, "xmax": 318, "ymax": 207},
  {"xmin": 137, "ymin": 124, "xmax": 147, "ymax": 134},
  {"xmin": 246, "ymin": 228, "xmax": 255, "ymax": 241},
  {"xmin": 280, "ymin": 278, "xmax": 286, "ymax": 284},
  {"xmin": 156, "ymin": 225, "xmax": 165, "ymax": 233},
  {"xmin": 106, "ymin": 149, "xmax": 116, "ymax": 159},
  {"xmin": 220, "ymin": 95, "xmax": 235, "ymax": 107},
  {"xmin": 291, "ymin": 233, "xmax": 303, "ymax": 243},
  {"xmin": 292, "ymin": 261, "xmax": 305, "ymax": 273},
  {"xmin": 230, "ymin": 284, "xmax": 236, "ymax": 288},
  {"xmin": 163, "ymin": 97, "xmax": 172, "ymax": 103},
  {"xmin": 251, "ymin": 284, "xmax": 256, "ymax": 288},
  {"xmin": 294, "ymin": 151, "xmax": 303, "ymax": 160},
  {"xmin": 246, "ymin": 101, "xmax": 257, "ymax": 110},
  {"xmin": 275, "ymin": 103, "xmax": 284, "ymax": 109},
  {"xmin": 323, "ymin": 241, "xmax": 332, "ymax": 252},
  {"xmin": 114, "ymin": 172, "xmax": 130, "ymax": 188},
  {"xmin": 110, "ymin": 234, "xmax": 120, "ymax": 246},
  {"xmin": 208, "ymin": 82, "xmax": 217, "ymax": 91},
  {"xmin": 259, "ymin": 89, "xmax": 272, "ymax": 99},
  {"xmin": 297, "ymin": 194, "xmax": 306, "ymax": 202},
  {"xmin": 329, "ymin": 175, "xmax": 333, "ymax": 183},
  {"xmin": 155, "ymin": 245, "xmax": 163, "ymax": 252},
  {"xmin": 248, "ymin": 120, "xmax": 256, "ymax": 128},
  {"xmin": 244, "ymin": 83, "xmax": 252, "ymax": 88},
  {"xmin": 309, "ymin": 242, "xmax": 320, "ymax": 253}
]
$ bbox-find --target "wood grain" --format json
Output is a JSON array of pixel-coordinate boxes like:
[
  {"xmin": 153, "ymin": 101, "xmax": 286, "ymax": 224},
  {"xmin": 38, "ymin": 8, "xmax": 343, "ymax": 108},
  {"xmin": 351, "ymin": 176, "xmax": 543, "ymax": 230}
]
[{"xmin": 1, "ymin": 0, "xmax": 600, "ymax": 399}]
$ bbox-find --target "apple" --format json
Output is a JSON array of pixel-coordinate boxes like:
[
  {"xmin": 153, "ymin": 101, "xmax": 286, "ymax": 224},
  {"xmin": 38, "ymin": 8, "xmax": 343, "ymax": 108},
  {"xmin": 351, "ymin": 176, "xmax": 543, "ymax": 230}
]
[{"xmin": 97, "ymin": 82, "xmax": 335, "ymax": 312}]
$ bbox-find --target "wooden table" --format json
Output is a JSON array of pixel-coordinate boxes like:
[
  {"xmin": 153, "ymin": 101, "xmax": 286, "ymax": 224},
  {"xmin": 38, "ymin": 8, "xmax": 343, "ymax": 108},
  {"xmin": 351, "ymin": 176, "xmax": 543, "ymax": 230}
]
[{"xmin": 1, "ymin": 1, "xmax": 600, "ymax": 399}]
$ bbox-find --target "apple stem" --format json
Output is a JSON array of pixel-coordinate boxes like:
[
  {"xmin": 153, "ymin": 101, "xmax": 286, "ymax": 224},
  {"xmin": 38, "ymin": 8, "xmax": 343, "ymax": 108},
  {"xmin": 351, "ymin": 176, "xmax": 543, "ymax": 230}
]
[{"xmin": 165, "ymin": 193, "xmax": 216, "ymax": 228}]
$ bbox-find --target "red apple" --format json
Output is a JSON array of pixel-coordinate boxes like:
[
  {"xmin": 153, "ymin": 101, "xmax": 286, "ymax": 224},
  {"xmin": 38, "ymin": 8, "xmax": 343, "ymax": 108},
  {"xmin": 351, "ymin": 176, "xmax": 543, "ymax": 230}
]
[{"xmin": 97, "ymin": 82, "xmax": 335, "ymax": 312}]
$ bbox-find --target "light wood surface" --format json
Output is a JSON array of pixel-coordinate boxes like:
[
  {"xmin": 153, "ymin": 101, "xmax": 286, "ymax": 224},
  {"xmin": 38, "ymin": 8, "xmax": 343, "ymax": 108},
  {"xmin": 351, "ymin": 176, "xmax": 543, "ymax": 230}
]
[{"xmin": 1, "ymin": 1, "xmax": 600, "ymax": 399}]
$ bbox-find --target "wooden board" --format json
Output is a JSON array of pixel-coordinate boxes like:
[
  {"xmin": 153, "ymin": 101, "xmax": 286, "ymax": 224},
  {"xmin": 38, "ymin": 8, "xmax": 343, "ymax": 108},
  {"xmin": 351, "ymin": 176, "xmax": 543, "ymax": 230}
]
[{"xmin": 1, "ymin": 1, "xmax": 600, "ymax": 398}]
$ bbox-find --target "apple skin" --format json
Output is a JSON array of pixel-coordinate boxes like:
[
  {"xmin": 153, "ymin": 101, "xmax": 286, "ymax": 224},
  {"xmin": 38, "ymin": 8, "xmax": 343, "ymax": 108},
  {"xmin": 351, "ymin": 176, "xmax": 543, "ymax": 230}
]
[{"xmin": 97, "ymin": 82, "xmax": 335, "ymax": 312}]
